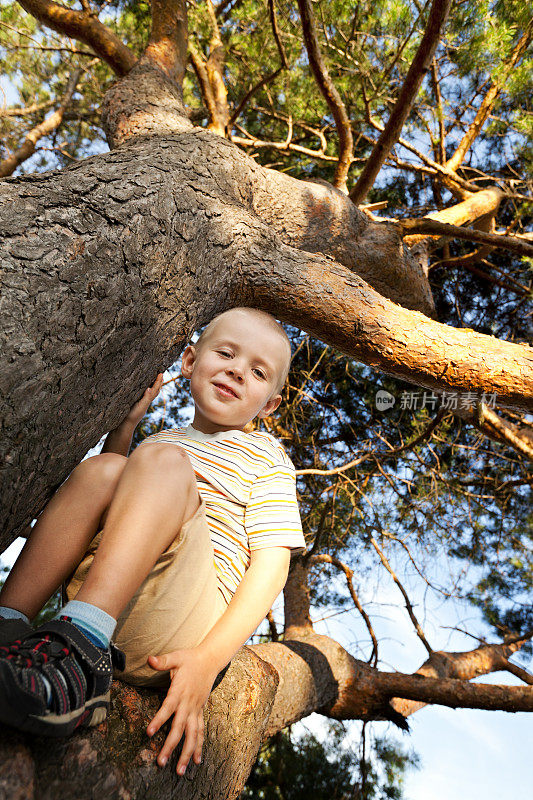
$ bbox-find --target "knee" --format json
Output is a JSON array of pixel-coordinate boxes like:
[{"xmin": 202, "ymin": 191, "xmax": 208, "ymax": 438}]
[
  {"xmin": 131, "ymin": 442, "xmax": 194, "ymax": 476},
  {"xmin": 73, "ymin": 453, "xmax": 128, "ymax": 486}
]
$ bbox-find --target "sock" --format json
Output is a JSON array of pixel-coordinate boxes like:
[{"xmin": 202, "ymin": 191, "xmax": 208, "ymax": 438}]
[
  {"xmin": 54, "ymin": 600, "xmax": 116, "ymax": 649},
  {"xmin": 0, "ymin": 606, "xmax": 30, "ymax": 624}
]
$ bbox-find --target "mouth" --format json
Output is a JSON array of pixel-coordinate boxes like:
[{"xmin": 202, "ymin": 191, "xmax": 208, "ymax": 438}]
[{"xmin": 214, "ymin": 382, "xmax": 239, "ymax": 399}]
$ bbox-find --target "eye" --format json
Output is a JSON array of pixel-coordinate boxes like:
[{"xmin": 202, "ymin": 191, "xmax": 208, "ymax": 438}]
[
  {"xmin": 253, "ymin": 368, "xmax": 267, "ymax": 379},
  {"xmin": 218, "ymin": 350, "xmax": 232, "ymax": 358}
]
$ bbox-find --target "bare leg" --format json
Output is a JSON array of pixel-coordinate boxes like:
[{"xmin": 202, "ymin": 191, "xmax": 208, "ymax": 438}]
[
  {"xmin": 75, "ymin": 443, "xmax": 200, "ymax": 620},
  {"xmin": 0, "ymin": 454, "xmax": 128, "ymax": 620}
]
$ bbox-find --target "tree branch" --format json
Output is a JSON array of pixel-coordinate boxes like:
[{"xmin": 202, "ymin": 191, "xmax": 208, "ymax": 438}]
[
  {"xmin": 0, "ymin": 99, "xmax": 54, "ymax": 118},
  {"xmin": 144, "ymin": 0, "xmax": 188, "ymax": 86},
  {"xmin": 475, "ymin": 403, "xmax": 533, "ymax": 461},
  {"xmin": 505, "ymin": 661, "xmax": 533, "ymax": 686},
  {"xmin": 380, "ymin": 671, "xmax": 533, "ymax": 713},
  {"xmin": 311, "ymin": 553, "xmax": 379, "ymax": 666},
  {"xmin": 204, "ymin": 0, "xmax": 230, "ymax": 135},
  {"xmin": 17, "ymin": 0, "xmax": 136, "ymax": 76},
  {"xmin": 231, "ymin": 131, "xmax": 339, "ymax": 162},
  {"xmin": 391, "ymin": 635, "xmax": 532, "ymax": 717},
  {"xmin": 283, "ymin": 559, "xmax": 314, "ymax": 637},
  {"xmin": 296, "ymin": 0, "xmax": 353, "ymax": 191},
  {"xmin": 188, "ymin": 1, "xmax": 229, "ymax": 135},
  {"xmin": 349, "ymin": 0, "xmax": 452, "ymax": 204},
  {"xmin": 369, "ymin": 536, "xmax": 433, "ymax": 655},
  {"xmin": 446, "ymin": 20, "xmax": 533, "ymax": 173},
  {"xmin": 228, "ymin": 0, "xmax": 288, "ymax": 127},
  {"xmin": 0, "ymin": 69, "xmax": 81, "ymax": 178},
  {"xmin": 189, "ymin": 42, "xmax": 219, "ymax": 125},
  {"xmin": 297, "ymin": 410, "xmax": 446, "ymax": 476},
  {"xmin": 401, "ymin": 217, "xmax": 533, "ymax": 258}
]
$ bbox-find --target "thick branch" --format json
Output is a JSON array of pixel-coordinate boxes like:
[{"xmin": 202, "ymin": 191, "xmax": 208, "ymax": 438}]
[
  {"xmin": 189, "ymin": 42, "xmax": 219, "ymax": 127},
  {"xmin": 254, "ymin": 631, "xmax": 533, "ymax": 739},
  {"xmin": 283, "ymin": 559, "xmax": 314, "ymax": 637},
  {"xmin": 379, "ymin": 671, "xmax": 533, "ymax": 713},
  {"xmin": 241, "ymin": 243, "xmax": 533, "ymax": 413},
  {"xmin": 204, "ymin": 0, "xmax": 230, "ymax": 135},
  {"xmin": 349, "ymin": 0, "xmax": 452, "ymax": 204},
  {"xmin": 297, "ymin": 0, "xmax": 353, "ymax": 191},
  {"xmin": 188, "ymin": 2, "xmax": 229, "ymax": 135},
  {"xmin": 392, "ymin": 636, "xmax": 531, "ymax": 717},
  {"xmin": 144, "ymin": 0, "xmax": 188, "ymax": 86},
  {"xmin": 0, "ymin": 69, "xmax": 80, "ymax": 178},
  {"xmin": 17, "ymin": 0, "xmax": 136, "ymax": 75}
]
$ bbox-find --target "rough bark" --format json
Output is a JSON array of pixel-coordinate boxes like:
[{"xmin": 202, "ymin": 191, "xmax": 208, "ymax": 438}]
[
  {"xmin": 145, "ymin": 0, "xmax": 188, "ymax": 86},
  {"xmin": 0, "ymin": 650, "xmax": 279, "ymax": 800}
]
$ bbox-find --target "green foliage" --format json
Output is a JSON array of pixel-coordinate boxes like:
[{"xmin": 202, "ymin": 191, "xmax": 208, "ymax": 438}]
[{"xmin": 240, "ymin": 723, "xmax": 419, "ymax": 800}]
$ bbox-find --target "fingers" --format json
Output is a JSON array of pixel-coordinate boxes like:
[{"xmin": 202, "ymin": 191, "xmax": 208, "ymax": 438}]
[
  {"xmin": 148, "ymin": 653, "xmax": 169, "ymax": 671},
  {"xmin": 149, "ymin": 706, "xmax": 204, "ymax": 774},
  {"xmin": 193, "ymin": 711, "xmax": 204, "ymax": 766},
  {"xmin": 175, "ymin": 716, "xmax": 201, "ymax": 775},
  {"xmin": 149, "ymin": 372, "xmax": 164, "ymax": 392},
  {"xmin": 147, "ymin": 691, "xmax": 179, "ymax": 739},
  {"xmin": 157, "ymin": 711, "xmax": 189, "ymax": 768}
]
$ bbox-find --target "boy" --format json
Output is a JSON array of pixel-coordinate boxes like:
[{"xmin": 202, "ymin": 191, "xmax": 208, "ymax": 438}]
[{"xmin": 0, "ymin": 307, "xmax": 305, "ymax": 776}]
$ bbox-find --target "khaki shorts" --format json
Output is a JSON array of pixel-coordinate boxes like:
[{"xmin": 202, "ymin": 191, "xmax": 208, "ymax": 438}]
[{"xmin": 64, "ymin": 496, "xmax": 228, "ymax": 688}]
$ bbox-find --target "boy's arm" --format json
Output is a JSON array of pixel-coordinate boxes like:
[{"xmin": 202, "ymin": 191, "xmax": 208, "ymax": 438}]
[
  {"xmin": 101, "ymin": 373, "xmax": 164, "ymax": 457},
  {"xmin": 145, "ymin": 546, "xmax": 291, "ymax": 773},
  {"xmin": 100, "ymin": 420, "xmax": 136, "ymax": 457},
  {"xmin": 197, "ymin": 545, "xmax": 291, "ymax": 672}
]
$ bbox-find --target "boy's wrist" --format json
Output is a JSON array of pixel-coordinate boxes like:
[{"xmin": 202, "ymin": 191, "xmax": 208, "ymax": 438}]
[{"xmin": 194, "ymin": 640, "xmax": 230, "ymax": 676}]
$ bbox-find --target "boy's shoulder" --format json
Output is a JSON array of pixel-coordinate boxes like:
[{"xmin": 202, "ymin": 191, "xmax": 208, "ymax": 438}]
[{"xmin": 243, "ymin": 429, "xmax": 294, "ymax": 470}]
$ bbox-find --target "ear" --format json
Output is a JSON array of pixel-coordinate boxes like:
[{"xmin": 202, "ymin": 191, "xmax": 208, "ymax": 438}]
[
  {"xmin": 256, "ymin": 393, "xmax": 282, "ymax": 419},
  {"xmin": 180, "ymin": 345, "xmax": 196, "ymax": 379}
]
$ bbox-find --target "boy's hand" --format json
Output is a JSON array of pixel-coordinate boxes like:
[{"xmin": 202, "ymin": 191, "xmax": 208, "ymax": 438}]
[
  {"xmin": 122, "ymin": 373, "xmax": 164, "ymax": 429},
  {"xmin": 146, "ymin": 648, "xmax": 220, "ymax": 775}
]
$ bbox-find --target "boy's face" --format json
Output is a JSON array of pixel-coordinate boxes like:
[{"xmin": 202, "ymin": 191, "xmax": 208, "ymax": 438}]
[{"xmin": 180, "ymin": 312, "xmax": 287, "ymax": 433}]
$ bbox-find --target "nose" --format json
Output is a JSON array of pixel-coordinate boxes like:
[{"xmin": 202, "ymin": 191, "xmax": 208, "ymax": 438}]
[{"xmin": 226, "ymin": 363, "xmax": 244, "ymax": 382}]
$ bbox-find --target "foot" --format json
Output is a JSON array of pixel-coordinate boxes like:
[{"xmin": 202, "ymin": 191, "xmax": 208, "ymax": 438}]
[
  {"xmin": 0, "ymin": 616, "xmax": 33, "ymax": 646},
  {"xmin": 0, "ymin": 616, "xmax": 125, "ymax": 737}
]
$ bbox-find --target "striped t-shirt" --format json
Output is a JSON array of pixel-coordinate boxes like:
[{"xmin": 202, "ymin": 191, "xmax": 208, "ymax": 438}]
[{"xmin": 137, "ymin": 424, "xmax": 306, "ymax": 603}]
